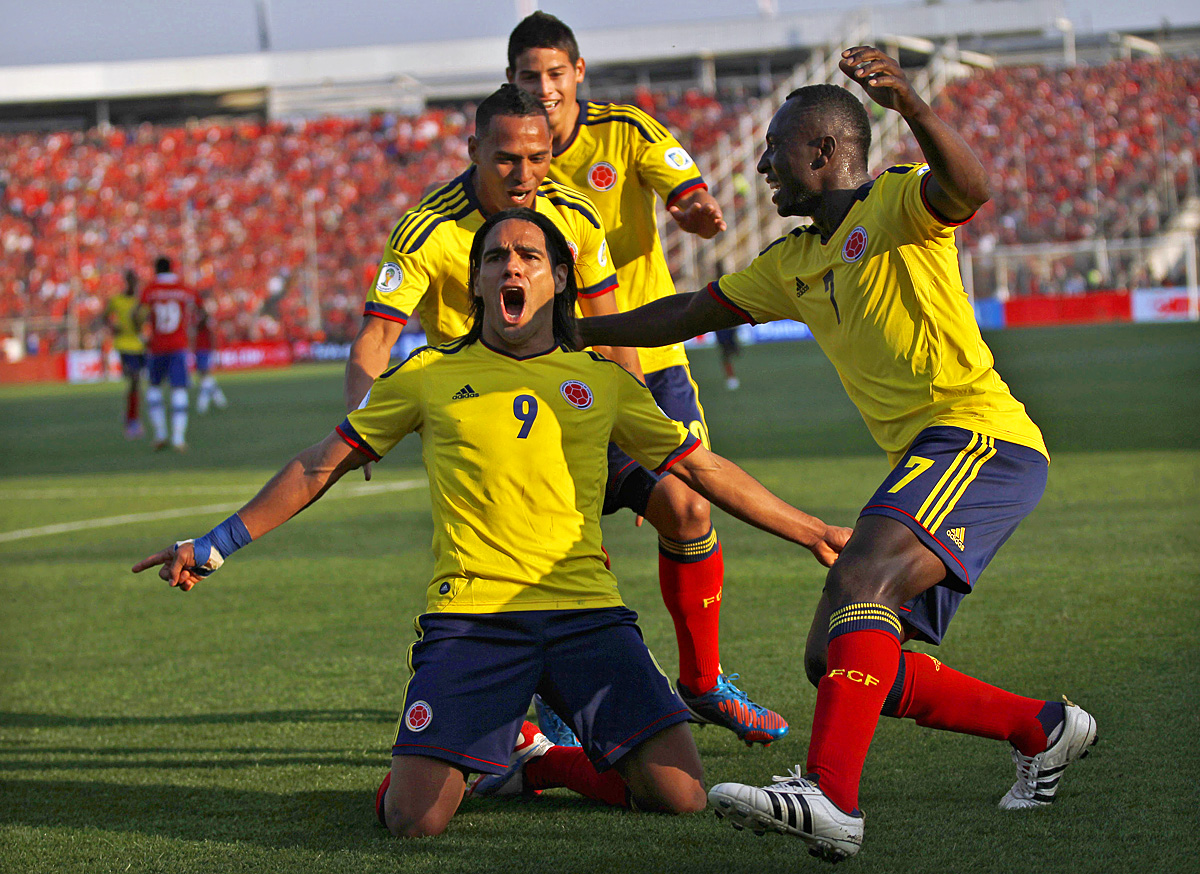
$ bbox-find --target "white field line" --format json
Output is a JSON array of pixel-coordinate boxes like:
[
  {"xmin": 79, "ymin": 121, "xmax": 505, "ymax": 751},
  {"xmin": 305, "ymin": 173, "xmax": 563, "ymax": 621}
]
[
  {"xmin": 0, "ymin": 479, "xmax": 426, "ymax": 544},
  {"xmin": 0, "ymin": 485, "xmax": 268, "ymax": 499}
]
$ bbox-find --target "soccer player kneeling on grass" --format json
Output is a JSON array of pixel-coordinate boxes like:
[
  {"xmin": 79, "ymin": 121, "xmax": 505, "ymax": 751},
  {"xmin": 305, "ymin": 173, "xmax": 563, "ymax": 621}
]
[{"xmin": 133, "ymin": 208, "xmax": 851, "ymax": 838}]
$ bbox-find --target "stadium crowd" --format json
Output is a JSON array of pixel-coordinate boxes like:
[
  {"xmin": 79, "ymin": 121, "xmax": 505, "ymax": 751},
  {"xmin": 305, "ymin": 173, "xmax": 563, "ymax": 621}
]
[
  {"xmin": 2, "ymin": 57, "xmax": 1197, "ymax": 352},
  {"xmin": 892, "ymin": 57, "xmax": 1200, "ymax": 248},
  {"xmin": 0, "ymin": 91, "xmax": 749, "ymax": 352}
]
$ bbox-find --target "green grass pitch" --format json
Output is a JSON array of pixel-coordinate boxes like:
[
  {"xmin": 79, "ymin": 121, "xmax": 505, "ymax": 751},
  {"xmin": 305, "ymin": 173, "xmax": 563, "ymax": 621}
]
[{"xmin": 1, "ymin": 322, "xmax": 1197, "ymax": 873}]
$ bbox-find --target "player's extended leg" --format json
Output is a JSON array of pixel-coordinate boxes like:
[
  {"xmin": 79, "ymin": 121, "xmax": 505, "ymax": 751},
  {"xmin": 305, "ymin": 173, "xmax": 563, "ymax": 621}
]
[
  {"xmin": 379, "ymin": 754, "xmax": 467, "ymax": 838},
  {"xmin": 210, "ymin": 376, "xmax": 228, "ymax": 409},
  {"xmin": 124, "ymin": 367, "xmax": 143, "ymax": 439},
  {"xmin": 710, "ymin": 516, "xmax": 939, "ymax": 861},
  {"xmin": 803, "ymin": 515, "xmax": 945, "ymax": 813},
  {"xmin": 168, "ymin": 354, "xmax": 190, "ymax": 450},
  {"xmin": 145, "ymin": 357, "xmax": 169, "ymax": 450},
  {"xmin": 802, "ymin": 542, "xmax": 1094, "ymax": 811},
  {"xmin": 196, "ymin": 371, "xmax": 212, "ymax": 414},
  {"xmin": 642, "ymin": 472, "xmax": 720, "ymax": 690},
  {"xmin": 642, "ymin": 474, "xmax": 788, "ymax": 745}
]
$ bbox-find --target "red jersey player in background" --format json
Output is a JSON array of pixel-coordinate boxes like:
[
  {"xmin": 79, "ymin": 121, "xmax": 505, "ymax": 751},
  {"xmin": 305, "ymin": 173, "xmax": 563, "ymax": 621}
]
[
  {"xmin": 193, "ymin": 303, "xmax": 228, "ymax": 414},
  {"xmin": 138, "ymin": 256, "xmax": 200, "ymax": 451}
]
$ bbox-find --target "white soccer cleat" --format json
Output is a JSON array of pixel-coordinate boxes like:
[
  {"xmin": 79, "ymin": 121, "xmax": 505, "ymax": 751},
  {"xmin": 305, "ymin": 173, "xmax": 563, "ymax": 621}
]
[
  {"xmin": 709, "ymin": 768, "xmax": 863, "ymax": 863},
  {"xmin": 467, "ymin": 720, "xmax": 553, "ymax": 797},
  {"xmin": 999, "ymin": 698, "xmax": 1098, "ymax": 809}
]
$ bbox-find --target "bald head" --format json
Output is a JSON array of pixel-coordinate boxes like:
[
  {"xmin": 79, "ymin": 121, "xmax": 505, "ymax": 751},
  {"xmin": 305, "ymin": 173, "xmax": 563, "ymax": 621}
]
[{"xmin": 780, "ymin": 84, "xmax": 872, "ymax": 173}]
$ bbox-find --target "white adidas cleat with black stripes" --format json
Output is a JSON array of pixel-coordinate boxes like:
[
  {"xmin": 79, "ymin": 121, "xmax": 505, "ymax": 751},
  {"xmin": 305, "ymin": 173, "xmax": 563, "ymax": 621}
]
[
  {"xmin": 708, "ymin": 768, "xmax": 863, "ymax": 863},
  {"xmin": 999, "ymin": 698, "xmax": 1098, "ymax": 809}
]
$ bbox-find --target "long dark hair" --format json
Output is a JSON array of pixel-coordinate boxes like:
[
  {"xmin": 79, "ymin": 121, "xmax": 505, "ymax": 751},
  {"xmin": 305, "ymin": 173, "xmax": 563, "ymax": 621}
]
[{"xmin": 464, "ymin": 207, "xmax": 578, "ymax": 349}]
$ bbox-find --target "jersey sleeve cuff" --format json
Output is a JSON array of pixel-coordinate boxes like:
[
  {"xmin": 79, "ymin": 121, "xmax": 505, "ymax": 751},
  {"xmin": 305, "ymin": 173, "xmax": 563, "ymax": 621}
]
[
  {"xmin": 577, "ymin": 275, "xmax": 619, "ymax": 299},
  {"xmin": 665, "ymin": 179, "xmax": 707, "ymax": 209},
  {"xmin": 363, "ymin": 302, "xmax": 410, "ymax": 324},
  {"xmin": 336, "ymin": 421, "xmax": 382, "ymax": 462},
  {"xmin": 919, "ymin": 173, "xmax": 976, "ymax": 227},
  {"xmin": 706, "ymin": 280, "xmax": 756, "ymax": 325},
  {"xmin": 654, "ymin": 433, "xmax": 701, "ymax": 474}
]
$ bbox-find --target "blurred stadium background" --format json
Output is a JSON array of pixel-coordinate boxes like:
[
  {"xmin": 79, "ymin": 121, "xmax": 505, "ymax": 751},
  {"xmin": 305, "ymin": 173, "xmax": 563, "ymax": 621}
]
[{"xmin": 1, "ymin": 0, "xmax": 1197, "ymax": 383}]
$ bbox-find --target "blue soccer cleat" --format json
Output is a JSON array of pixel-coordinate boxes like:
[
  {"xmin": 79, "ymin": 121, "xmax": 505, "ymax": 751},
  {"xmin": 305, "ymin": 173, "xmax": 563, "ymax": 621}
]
[
  {"xmin": 534, "ymin": 694, "xmax": 582, "ymax": 748},
  {"xmin": 677, "ymin": 673, "xmax": 789, "ymax": 746}
]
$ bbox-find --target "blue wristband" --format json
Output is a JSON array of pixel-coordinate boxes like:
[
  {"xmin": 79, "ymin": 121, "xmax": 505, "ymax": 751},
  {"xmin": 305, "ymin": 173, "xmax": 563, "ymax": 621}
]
[{"xmin": 192, "ymin": 513, "xmax": 253, "ymax": 566}]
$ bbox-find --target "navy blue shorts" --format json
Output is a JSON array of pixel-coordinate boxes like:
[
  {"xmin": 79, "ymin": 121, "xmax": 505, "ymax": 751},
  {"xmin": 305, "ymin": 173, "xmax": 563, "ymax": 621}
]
[
  {"xmin": 603, "ymin": 365, "xmax": 709, "ymax": 516},
  {"xmin": 194, "ymin": 350, "xmax": 213, "ymax": 374},
  {"xmin": 119, "ymin": 352, "xmax": 145, "ymax": 378},
  {"xmin": 860, "ymin": 426, "xmax": 1048, "ymax": 644},
  {"xmin": 147, "ymin": 352, "xmax": 189, "ymax": 388},
  {"xmin": 391, "ymin": 607, "xmax": 690, "ymax": 774}
]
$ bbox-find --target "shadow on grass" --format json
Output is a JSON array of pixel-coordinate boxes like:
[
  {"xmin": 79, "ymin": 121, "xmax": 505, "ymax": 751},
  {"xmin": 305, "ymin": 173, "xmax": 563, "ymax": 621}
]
[
  {"xmin": 0, "ymin": 778, "xmax": 388, "ymax": 850},
  {"xmin": 0, "ymin": 709, "xmax": 393, "ymax": 729},
  {"xmin": 0, "ymin": 777, "xmax": 650, "ymax": 857}
]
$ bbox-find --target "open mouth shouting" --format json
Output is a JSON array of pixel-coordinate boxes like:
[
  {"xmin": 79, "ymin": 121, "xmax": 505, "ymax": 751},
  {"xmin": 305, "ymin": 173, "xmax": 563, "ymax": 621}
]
[{"xmin": 500, "ymin": 282, "xmax": 527, "ymax": 324}]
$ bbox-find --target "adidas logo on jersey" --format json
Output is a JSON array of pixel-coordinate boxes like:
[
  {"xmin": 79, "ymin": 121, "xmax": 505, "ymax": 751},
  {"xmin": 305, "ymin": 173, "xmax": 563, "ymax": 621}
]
[
  {"xmin": 451, "ymin": 384, "xmax": 479, "ymax": 400},
  {"xmin": 945, "ymin": 527, "xmax": 966, "ymax": 551},
  {"xmin": 795, "ymin": 277, "xmax": 810, "ymax": 297}
]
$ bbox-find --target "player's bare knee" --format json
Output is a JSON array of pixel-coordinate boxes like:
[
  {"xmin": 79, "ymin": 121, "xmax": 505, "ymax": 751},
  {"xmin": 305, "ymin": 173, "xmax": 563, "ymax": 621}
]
[
  {"xmin": 654, "ymin": 486, "xmax": 711, "ymax": 540},
  {"xmin": 824, "ymin": 555, "xmax": 898, "ymax": 607},
  {"xmin": 633, "ymin": 778, "xmax": 706, "ymax": 815},
  {"xmin": 385, "ymin": 804, "xmax": 451, "ymax": 838},
  {"xmin": 664, "ymin": 780, "xmax": 708, "ymax": 815}
]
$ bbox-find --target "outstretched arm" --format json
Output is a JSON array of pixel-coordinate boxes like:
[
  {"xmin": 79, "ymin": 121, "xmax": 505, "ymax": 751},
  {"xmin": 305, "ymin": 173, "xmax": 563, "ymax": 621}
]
[
  {"xmin": 576, "ymin": 289, "xmax": 645, "ymax": 380},
  {"xmin": 668, "ymin": 445, "xmax": 852, "ymax": 567},
  {"xmin": 840, "ymin": 45, "xmax": 990, "ymax": 220},
  {"xmin": 133, "ymin": 433, "xmax": 368, "ymax": 590},
  {"xmin": 579, "ymin": 289, "xmax": 743, "ymax": 351},
  {"xmin": 667, "ymin": 188, "xmax": 727, "ymax": 239}
]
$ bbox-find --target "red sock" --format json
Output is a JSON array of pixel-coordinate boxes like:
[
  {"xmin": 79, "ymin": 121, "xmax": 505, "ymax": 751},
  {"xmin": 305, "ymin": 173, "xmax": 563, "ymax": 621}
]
[
  {"xmin": 658, "ymin": 528, "xmax": 723, "ymax": 693},
  {"xmin": 525, "ymin": 746, "xmax": 629, "ymax": 807},
  {"xmin": 888, "ymin": 651, "xmax": 1053, "ymax": 756},
  {"xmin": 806, "ymin": 604, "xmax": 902, "ymax": 813},
  {"xmin": 126, "ymin": 384, "xmax": 140, "ymax": 423}
]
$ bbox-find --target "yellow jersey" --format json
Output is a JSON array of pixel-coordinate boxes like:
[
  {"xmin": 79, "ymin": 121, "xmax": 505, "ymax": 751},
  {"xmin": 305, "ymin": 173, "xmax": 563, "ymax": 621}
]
[
  {"xmin": 105, "ymin": 294, "xmax": 145, "ymax": 354},
  {"xmin": 365, "ymin": 167, "xmax": 617, "ymax": 346},
  {"xmin": 711, "ymin": 164, "xmax": 1047, "ymax": 466},
  {"xmin": 338, "ymin": 338, "xmax": 698, "ymax": 614},
  {"xmin": 548, "ymin": 101, "xmax": 707, "ymax": 374}
]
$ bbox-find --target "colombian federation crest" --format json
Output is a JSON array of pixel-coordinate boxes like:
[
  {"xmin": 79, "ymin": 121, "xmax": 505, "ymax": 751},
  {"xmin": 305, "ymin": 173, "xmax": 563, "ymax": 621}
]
[
  {"xmin": 842, "ymin": 227, "xmax": 868, "ymax": 263},
  {"xmin": 404, "ymin": 700, "xmax": 433, "ymax": 732},
  {"xmin": 376, "ymin": 261, "xmax": 403, "ymax": 292},
  {"xmin": 566, "ymin": 240, "xmax": 579, "ymax": 262},
  {"xmin": 588, "ymin": 162, "xmax": 617, "ymax": 191},
  {"xmin": 560, "ymin": 380, "xmax": 594, "ymax": 409}
]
